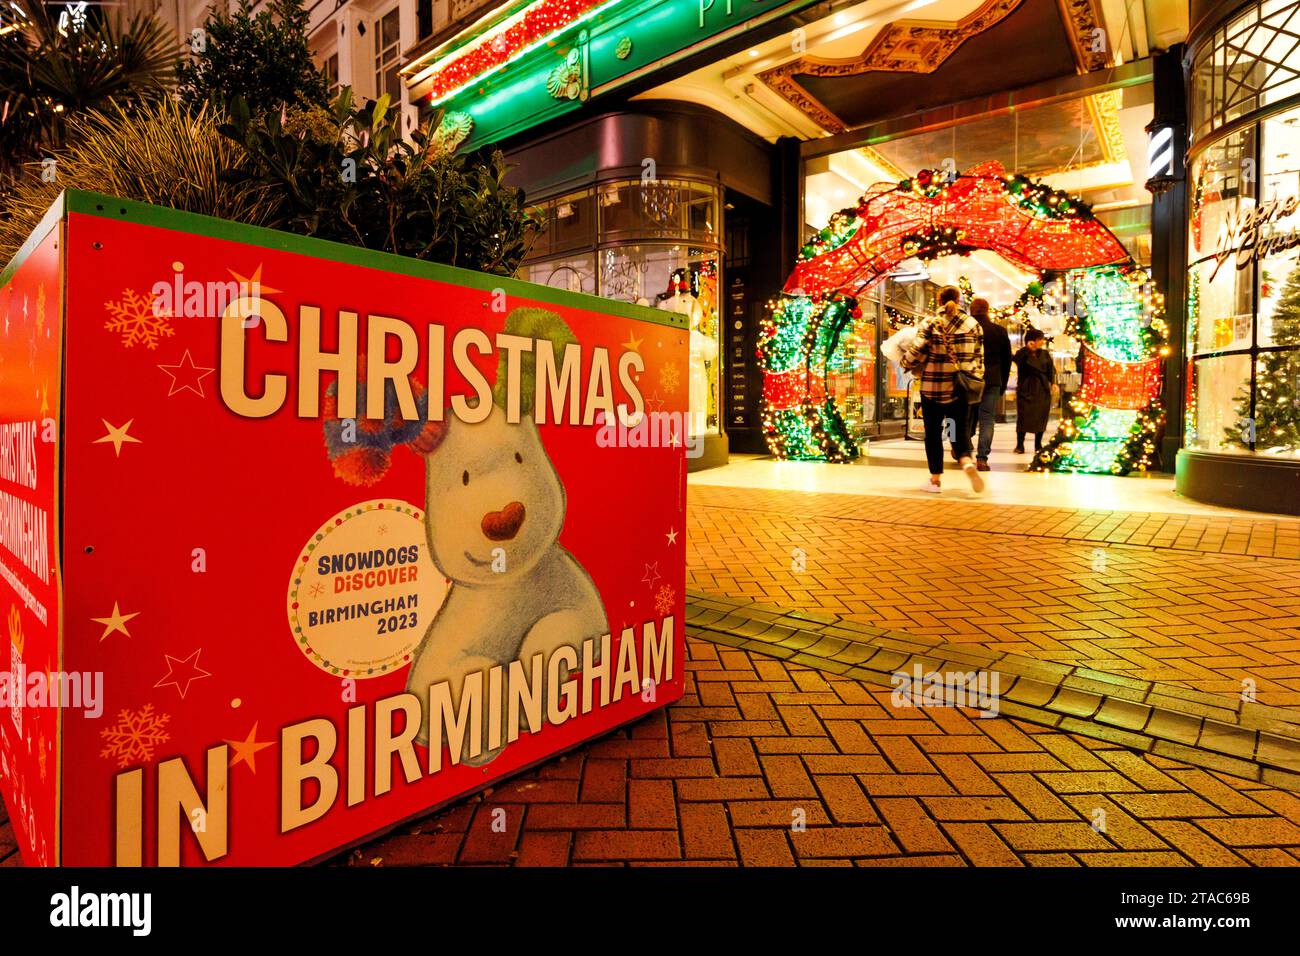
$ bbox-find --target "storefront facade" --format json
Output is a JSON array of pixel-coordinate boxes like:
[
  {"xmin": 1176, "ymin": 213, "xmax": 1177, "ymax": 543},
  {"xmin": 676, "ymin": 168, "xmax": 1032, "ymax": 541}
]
[
  {"xmin": 1177, "ymin": 0, "xmax": 1300, "ymax": 513},
  {"xmin": 497, "ymin": 102, "xmax": 793, "ymax": 467},
  {"xmin": 398, "ymin": 0, "xmax": 1199, "ymax": 476}
]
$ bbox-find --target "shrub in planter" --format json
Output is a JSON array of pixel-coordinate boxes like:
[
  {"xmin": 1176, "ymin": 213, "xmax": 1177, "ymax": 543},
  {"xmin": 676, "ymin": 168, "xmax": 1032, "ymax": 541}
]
[
  {"xmin": 0, "ymin": 0, "xmax": 177, "ymax": 171},
  {"xmin": 178, "ymin": 0, "xmax": 330, "ymax": 116},
  {"xmin": 0, "ymin": 98, "xmax": 283, "ymax": 264},
  {"xmin": 221, "ymin": 90, "xmax": 543, "ymax": 276}
]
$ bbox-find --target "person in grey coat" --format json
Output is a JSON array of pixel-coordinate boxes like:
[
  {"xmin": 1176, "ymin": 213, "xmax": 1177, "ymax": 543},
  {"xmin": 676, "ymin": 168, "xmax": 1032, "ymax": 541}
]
[{"xmin": 1012, "ymin": 328, "xmax": 1055, "ymax": 454}]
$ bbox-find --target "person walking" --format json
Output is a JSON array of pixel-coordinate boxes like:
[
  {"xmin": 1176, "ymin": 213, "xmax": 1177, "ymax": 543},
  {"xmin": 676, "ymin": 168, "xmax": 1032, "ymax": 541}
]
[
  {"xmin": 901, "ymin": 285, "xmax": 985, "ymax": 494},
  {"xmin": 967, "ymin": 297, "xmax": 1011, "ymax": 472},
  {"xmin": 1012, "ymin": 328, "xmax": 1056, "ymax": 455}
]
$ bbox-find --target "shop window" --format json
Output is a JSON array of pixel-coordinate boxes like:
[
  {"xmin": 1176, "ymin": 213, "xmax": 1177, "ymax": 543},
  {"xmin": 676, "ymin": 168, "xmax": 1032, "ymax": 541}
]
[
  {"xmin": 598, "ymin": 181, "xmax": 718, "ymax": 244},
  {"xmin": 1189, "ymin": 353, "xmax": 1255, "ymax": 454},
  {"xmin": 550, "ymin": 191, "xmax": 596, "ymax": 255},
  {"xmin": 1192, "ymin": 0, "xmax": 1300, "ymax": 140},
  {"xmin": 521, "ymin": 254, "xmax": 597, "ymax": 296},
  {"xmin": 826, "ymin": 300, "xmax": 878, "ymax": 433},
  {"xmin": 374, "ymin": 7, "xmax": 402, "ymax": 104},
  {"xmin": 1188, "ymin": 73, "xmax": 1300, "ymax": 459},
  {"xmin": 519, "ymin": 178, "xmax": 725, "ymax": 441},
  {"xmin": 323, "ymin": 52, "xmax": 339, "ymax": 95}
]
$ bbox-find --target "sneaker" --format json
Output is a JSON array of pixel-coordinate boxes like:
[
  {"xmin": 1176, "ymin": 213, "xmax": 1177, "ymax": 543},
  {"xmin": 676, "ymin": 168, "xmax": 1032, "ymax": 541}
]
[
  {"xmin": 962, "ymin": 461, "xmax": 985, "ymax": 493},
  {"xmin": 976, "ymin": 460, "xmax": 991, "ymax": 472},
  {"xmin": 920, "ymin": 482, "xmax": 941, "ymax": 494}
]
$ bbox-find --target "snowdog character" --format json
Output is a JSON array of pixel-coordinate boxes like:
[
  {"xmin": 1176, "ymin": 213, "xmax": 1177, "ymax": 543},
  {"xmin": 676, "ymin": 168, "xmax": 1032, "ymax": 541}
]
[{"xmin": 323, "ymin": 307, "xmax": 608, "ymax": 765}]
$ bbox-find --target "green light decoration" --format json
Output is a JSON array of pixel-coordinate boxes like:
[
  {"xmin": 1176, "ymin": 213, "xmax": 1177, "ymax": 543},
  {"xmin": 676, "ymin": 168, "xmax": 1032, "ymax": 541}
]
[{"xmin": 1030, "ymin": 266, "xmax": 1169, "ymax": 475}]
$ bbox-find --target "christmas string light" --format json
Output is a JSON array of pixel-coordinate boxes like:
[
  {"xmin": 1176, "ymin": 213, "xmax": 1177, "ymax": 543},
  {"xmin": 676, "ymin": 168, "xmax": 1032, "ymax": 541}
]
[
  {"xmin": 1031, "ymin": 266, "xmax": 1169, "ymax": 475},
  {"xmin": 422, "ymin": 0, "xmax": 617, "ymax": 103},
  {"xmin": 764, "ymin": 163, "xmax": 1166, "ymax": 472}
]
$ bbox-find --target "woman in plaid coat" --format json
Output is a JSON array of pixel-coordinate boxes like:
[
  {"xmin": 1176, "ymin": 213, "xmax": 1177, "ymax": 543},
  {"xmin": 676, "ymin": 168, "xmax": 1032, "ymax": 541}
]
[{"xmin": 900, "ymin": 285, "xmax": 986, "ymax": 494}]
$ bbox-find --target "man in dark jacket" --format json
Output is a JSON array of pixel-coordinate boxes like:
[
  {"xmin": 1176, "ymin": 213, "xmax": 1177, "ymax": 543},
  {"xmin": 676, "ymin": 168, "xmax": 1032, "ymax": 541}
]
[{"xmin": 968, "ymin": 298, "xmax": 1011, "ymax": 471}]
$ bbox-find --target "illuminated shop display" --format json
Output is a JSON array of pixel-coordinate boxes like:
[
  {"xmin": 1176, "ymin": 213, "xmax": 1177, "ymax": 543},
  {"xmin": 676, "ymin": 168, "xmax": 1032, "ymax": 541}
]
[
  {"xmin": 521, "ymin": 178, "xmax": 722, "ymax": 438},
  {"xmin": 1185, "ymin": 0, "xmax": 1300, "ymax": 462},
  {"xmin": 762, "ymin": 162, "xmax": 1168, "ymax": 472}
]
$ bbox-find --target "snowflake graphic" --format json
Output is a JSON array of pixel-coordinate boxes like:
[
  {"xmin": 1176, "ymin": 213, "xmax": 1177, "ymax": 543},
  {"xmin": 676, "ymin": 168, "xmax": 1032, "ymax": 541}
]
[
  {"xmin": 105, "ymin": 289, "xmax": 175, "ymax": 350},
  {"xmin": 100, "ymin": 703, "xmax": 171, "ymax": 768},
  {"xmin": 654, "ymin": 584, "xmax": 676, "ymax": 617},
  {"xmin": 658, "ymin": 364, "xmax": 680, "ymax": 394}
]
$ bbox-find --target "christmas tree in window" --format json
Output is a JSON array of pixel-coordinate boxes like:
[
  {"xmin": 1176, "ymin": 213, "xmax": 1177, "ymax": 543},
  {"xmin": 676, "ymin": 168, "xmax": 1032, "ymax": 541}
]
[{"xmin": 1232, "ymin": 260, "xmax": 1300, "ymax": 453}]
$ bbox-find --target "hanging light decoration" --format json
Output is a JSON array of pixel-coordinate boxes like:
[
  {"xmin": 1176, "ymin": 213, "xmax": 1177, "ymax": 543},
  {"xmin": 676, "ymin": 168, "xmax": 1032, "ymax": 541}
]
[{"xmin": 763, "ymin": 162, "xmax": 1168, "ymax": 474}]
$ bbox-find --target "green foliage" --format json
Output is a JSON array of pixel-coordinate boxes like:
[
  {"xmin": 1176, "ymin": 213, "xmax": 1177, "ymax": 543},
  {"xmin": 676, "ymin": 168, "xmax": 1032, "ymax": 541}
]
[
  {"xmin": 0, "ymin": 98, "xmax": 284, "ymax": 264},
  {"xmin": 219, "ymin": 90, "xmax": 543, "ymax": 275},
  {"xmin": 0, "ymin": 1, "xmax": 177, "ymax": 171},
  {"xmin": 178, "ymin": 0, "xmax": 329, "ymax": 116},
  {"xmin": 1232, "ymin": 260, "xmax": 1300, "ymax": 452}
]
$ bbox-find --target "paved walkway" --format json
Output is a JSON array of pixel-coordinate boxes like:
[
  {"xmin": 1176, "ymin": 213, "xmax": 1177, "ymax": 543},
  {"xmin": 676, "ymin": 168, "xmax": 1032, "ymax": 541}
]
[
  {"xmin": 326, "ymin": 637, "xmax": 1300, "ymax": 867},
  {"xmin": 6, "ymin": 478, "xmax": 1300, "ymax": 867},
  {"xmin": 686, "ymin": 485, "xmax": 1300, "ymax": 709}
]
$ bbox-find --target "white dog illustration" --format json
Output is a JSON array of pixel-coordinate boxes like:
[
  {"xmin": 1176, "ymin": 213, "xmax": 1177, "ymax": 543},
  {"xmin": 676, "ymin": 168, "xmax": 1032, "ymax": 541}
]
[{"xmin": 405, "ymin": 401, "xmax": 607, "ymax": 762}]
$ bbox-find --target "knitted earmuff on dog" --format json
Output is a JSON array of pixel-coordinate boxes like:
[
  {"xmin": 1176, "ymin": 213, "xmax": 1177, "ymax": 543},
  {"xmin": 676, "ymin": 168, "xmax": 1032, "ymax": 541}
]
[{"xmin": 322, "ymin": 356, "xmax": 447, "ymax": 486}]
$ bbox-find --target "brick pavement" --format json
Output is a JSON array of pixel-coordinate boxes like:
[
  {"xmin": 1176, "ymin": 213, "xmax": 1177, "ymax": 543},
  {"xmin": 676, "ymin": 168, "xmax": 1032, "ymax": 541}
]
[
  {"xmin": 6, "ymin": 485, "xmax": 1300, "ymax": 867},
  {"xmin": 5, "ymin": 639, "xmax": 1300, "ymax": 868},
  {"xmin": 316, "ymin": 636, "xmax": 1300, "ymax": 867},
  {"xmin": 686, "ymin": 485, "xmax": 1300, "ymax": 710}
]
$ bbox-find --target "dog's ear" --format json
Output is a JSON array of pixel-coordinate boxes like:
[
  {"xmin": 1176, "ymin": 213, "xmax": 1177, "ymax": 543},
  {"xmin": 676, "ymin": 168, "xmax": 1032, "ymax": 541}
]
[
  {"xmin": 322, "ymin": 352, "xmax": 447, "ymax": 485},
  {"xmin": 492, "ymin": 308, "xmax": 578, "ymax": 417}
]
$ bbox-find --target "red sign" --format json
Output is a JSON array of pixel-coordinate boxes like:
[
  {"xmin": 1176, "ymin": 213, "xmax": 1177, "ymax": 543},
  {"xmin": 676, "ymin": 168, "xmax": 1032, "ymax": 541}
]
[
  {"xmin": 0, "ymin": 192, "xmax": 688, "ymax": 866},
  {"xmin": 0, "ymin": 213, "xmax": 63, "ymax": 868}
]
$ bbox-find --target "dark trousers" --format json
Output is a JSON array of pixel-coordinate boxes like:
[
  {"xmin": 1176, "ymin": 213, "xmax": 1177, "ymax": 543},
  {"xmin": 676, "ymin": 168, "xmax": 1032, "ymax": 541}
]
[
  {"xmin": 920, "ymin": 395, "xmax": 973, "ymax": 476},
  {"xmin": 1016, "ymin": 429, "xmax": 1044, "ymax": 451},
  {"xmin": 970, "ymin": 385, "xmax": 1002, "ymax": 462}
]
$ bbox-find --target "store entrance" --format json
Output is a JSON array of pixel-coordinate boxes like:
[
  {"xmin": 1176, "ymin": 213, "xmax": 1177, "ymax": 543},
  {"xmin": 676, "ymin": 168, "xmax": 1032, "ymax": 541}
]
[{"xmin": 764, "ymin": 162, "xmax": 1167, "ymax": 474}]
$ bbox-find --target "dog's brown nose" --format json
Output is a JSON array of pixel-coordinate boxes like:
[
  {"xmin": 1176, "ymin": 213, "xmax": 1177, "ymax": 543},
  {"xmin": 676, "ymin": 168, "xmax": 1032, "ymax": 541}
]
[{"xmin": 482, "ymin": 501, "xmax": 526, "ymax": 541}]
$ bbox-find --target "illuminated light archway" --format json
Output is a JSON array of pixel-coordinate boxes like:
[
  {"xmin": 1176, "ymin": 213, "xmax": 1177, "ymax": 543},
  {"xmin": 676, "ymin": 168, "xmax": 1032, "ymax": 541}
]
[{"xmin": 760, "ymin": 161, "xmax": 1169, "ymax": 473}]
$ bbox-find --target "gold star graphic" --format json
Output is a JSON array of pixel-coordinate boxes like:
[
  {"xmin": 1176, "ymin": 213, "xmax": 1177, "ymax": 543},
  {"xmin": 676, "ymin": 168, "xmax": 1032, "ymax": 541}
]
[
  {"xmin": 228, "ymin": 264, "xmax": 281, "ymax": 296},
  {"xmin": 621, "ymin": 332, "xmax": 643, "ymax": 353},
  {"xmin": 92, "ymin": 602, "xmax": 139, "ymax": 640},
  {"xmin": 93, "ymin": 419, "xmax": 141, "ymax": 456},
  {"xmin": 157, "ymin": 350, "xmax": 215, "ymax": 398},
  {"xmin": 155, "ymin": 648, "xmax": 212, "ymax": 699},
  {"xmin": 665, "ymin": 527, "xmax": 678, "ymax": 546},
  {"xmin": 225, "ymin": 722, "xmax": 273, "ymax": 774}
]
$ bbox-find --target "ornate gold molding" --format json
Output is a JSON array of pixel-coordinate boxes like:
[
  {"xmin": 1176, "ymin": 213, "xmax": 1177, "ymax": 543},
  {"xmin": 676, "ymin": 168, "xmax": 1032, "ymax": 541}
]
[
  {"xmin": 1087, "ymin": 89, "xmax": 1127, "ymax": 164},
  {"xmin": 758, "ymin": 0, "xmax": 1023, "ymax": 133},
  {"xmin": 1057, "ymin": 0, "xmax": 1113, "ymax": 73}
]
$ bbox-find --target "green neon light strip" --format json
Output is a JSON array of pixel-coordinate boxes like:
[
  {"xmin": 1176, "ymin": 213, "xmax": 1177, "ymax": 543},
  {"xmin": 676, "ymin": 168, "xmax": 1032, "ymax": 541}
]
[{"xmin": 60, "ymin": 191, "xmax": 686, "ymax": 330}]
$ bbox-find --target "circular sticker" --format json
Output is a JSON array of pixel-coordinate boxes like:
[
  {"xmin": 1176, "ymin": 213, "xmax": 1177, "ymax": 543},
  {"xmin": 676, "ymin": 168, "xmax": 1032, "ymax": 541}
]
[{"xmin": 287, "ymin": 500, "xmax": 446, "ymax": 677}]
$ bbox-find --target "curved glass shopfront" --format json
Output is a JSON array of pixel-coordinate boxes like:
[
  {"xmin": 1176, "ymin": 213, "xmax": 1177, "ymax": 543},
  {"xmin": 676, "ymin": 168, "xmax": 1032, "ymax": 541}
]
[
  {"xmin": 520, "ymin": 178, "xmax": 724, "ymax": 445},
  {"xmin": 1179, "ymin": 0, "xmax": 1300, "ymax": 513}
]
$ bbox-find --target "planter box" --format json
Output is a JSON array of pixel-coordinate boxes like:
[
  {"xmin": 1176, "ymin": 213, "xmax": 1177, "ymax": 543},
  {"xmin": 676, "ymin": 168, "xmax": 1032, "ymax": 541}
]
[{"xmin": 0, "ymin": 191, "xmax": 688, "ymax": 865}]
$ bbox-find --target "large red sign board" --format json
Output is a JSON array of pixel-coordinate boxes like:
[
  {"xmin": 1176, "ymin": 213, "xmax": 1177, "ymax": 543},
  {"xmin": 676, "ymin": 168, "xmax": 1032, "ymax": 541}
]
[{"xmin": 0, "ymin": 192, "xmax": 688, "ymax": 865}]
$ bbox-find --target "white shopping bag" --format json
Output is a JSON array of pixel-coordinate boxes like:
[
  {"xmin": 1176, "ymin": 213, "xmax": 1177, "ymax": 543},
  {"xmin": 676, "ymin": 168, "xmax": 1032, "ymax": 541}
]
[{"xmin": 881, "ymin": 324, "xmax": 921, "ymax": 365}]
